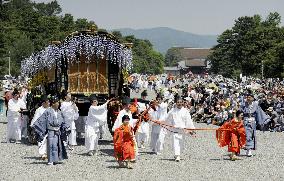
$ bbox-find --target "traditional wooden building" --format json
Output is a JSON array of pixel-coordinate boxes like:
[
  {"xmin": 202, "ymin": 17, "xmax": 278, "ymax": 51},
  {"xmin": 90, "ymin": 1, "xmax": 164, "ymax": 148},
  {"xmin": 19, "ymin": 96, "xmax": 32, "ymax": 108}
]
[{"xmin": 177, "ymin": 47, "xmax": 211, "ymax": 74}]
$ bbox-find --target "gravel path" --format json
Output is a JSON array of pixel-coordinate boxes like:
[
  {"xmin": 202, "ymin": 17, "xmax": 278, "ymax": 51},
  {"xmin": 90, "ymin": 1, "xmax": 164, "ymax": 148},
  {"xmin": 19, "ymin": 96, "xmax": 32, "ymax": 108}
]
[{"xmin": 0, "ymin": 89, "xmax": 284, "ymax": 180}]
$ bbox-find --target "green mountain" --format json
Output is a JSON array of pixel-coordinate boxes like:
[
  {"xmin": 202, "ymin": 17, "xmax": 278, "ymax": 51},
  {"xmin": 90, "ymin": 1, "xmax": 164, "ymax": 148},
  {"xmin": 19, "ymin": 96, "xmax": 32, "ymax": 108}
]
[{"xmin": 113, "ymin": 27, "xmax": 217, "ymax": 54}]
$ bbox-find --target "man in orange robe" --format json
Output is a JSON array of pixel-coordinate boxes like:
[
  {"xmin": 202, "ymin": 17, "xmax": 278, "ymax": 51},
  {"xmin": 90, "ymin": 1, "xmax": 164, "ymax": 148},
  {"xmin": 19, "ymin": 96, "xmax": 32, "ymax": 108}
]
[
  {"xmin": 216, "ymin": 110, "xmax": 246, "ymax": 161},
  {"xmin": 113, "ymin": 115, "xmax": 135, "ymax": 169}
]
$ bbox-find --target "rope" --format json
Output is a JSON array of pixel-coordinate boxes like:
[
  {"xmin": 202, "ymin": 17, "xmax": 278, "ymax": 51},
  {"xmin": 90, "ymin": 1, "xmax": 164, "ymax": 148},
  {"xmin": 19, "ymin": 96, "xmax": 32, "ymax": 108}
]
[{"xmin": 147, "ymin": 118, "xmax": 230, "ymax": 133}]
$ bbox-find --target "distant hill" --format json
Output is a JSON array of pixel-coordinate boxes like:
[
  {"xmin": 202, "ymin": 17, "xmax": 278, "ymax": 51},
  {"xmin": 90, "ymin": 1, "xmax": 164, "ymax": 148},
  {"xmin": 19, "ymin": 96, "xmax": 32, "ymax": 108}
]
[{"xmin": 112, "ymin": 27, "xmax": 218, "ymax": 54}]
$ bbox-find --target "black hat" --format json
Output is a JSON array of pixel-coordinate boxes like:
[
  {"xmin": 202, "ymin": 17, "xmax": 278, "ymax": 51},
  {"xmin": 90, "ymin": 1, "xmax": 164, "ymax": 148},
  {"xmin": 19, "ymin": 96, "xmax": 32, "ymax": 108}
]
[
  {"xmin": 121, "ymin": 96, "xmax": 130, "ymax": 105},
  {"xmin": 89, "ymin": 94, "xmax": 98, "ymax": 102},
  {"xmin": 175, "ymin": 95, "xmax": 183, "ymax": 102},
  {"xmin": 41, "ymin": 95, "xmax": 49, "ymax": 103},
  {"xmin": 122, "ymin": 115, "xmax": 130, "ymax": 122},
  {"xmin": 12, "ymin": 89, "xmax": 20, "ymax": 96},
  {"xmin": 49, "ymin": 96, "xmax": 59, "ymax": 104},
  {"xmin": 141, "ymin": 90, "xmax": 148, "ymax": 97}
]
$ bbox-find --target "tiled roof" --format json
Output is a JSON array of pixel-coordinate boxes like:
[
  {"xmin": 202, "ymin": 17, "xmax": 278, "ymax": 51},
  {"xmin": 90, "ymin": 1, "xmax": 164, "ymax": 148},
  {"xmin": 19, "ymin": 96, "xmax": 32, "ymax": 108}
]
[{"xmin": 180, "ymin": 48, "xmax": 211, "ymax": 59}]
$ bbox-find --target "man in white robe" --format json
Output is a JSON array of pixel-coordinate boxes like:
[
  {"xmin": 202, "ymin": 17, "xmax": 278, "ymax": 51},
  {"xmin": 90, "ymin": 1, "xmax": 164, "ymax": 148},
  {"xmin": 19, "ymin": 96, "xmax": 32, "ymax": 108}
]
[
  {"xmin": 165, "ymin": 96, "xmax": 195, "ymax": 162},
  {"xmin": 6, "ymin": 89, "xmax": 26, "ymax": 143},
  {"xmin": 61, "ymin": 93, "xmax": 79, "ymax": 149},
  {"xmin": 30, "ymin": 96, "xmax": 50, "ymax": 126},
  {"xmin": 149, "ymin": 94, "xmax": 168, "ymax": 154},
  {"xmin": 85, "ymin": 95, "xmax": 110, "ymax": 156},
  {"xmin": 19, "ymin": 87, "xmax": 29, "ymax": 140},
  {"xmin": 112, "ymin": 97, "xmax": 135, "ymax": 131},
  {"xmin": 136, "ymin": 90, "xmax": 150, "ymax": 148}
]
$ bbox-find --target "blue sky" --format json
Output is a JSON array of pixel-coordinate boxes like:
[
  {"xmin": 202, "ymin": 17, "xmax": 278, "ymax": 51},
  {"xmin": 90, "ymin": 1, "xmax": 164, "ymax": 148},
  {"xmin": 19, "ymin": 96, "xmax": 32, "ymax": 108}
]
[{"xmin": 34, "ymin": 0, "xmax": 284, "ymax": 35}]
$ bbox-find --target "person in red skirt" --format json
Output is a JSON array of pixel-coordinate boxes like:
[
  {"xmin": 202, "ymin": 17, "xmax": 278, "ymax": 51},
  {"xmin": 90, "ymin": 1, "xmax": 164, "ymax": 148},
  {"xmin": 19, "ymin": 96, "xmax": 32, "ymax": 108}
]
[
  {"xmin": 217, "ymin": 110, "xmax": 246, "ymax": 161},
  {"xmin": 113, "ymin": 115, "xmax": 136, "ymax": 169}
]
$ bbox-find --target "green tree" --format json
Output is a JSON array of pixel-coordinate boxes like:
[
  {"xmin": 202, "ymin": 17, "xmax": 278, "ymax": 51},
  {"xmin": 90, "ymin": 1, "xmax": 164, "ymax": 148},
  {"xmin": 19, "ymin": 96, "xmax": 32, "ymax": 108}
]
[
  {"xmin": 165, "ymin": 47, "xmax": 183, "ymax": 66},
  {"xmin": 126, "ymin": 36, "xmax": 164, "ymax": 74},
  {"xmin": 209, "ymin": 12, "xmax": 284, "ymax": 78},
  {"xmin": 33, "ymin": 0, "xmax": 62, "ymax": 16},
  {"xmin": 75, "ymin": 18, "xmax": 92, "ymax": 31}
]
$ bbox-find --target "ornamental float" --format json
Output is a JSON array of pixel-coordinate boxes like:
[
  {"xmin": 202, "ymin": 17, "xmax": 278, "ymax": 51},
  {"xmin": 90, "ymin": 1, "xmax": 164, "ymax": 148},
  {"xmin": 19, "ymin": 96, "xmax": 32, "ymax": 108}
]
[
  {"xmin": 21, "ymin": 27, "xmax": 133, "ymax": 143},
  {"xmin": 21, "ymin": 28, "xmax": 133, "ymax": 99}
]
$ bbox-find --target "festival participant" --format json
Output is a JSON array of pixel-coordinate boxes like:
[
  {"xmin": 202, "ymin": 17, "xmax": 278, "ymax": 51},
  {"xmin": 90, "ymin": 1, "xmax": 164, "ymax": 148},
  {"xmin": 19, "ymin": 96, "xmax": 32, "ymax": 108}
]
[
  {"xmin": 60, "ymin": 92, "xmax": 79, "ymax": 150},
  {"xmin": 33, "ymin": 96, "xmax": 69, "ymax": 165},
  {"xmin": 30, "ymin": 95, "xmax": 50, "ymax": 160},
  {"xmin": 113, "ymin": 115, "xmax": 135, "ymax": 169},
  {"xmin": 112, "ymin": 96, "xmax": 134, "ymax": 131},
  {"xmin": 241, "ymin": 92, "xmax": 269, "ymax": 157},
  {"xmin": 6, "ymin": 89, "xmax": 26, "ymax": 143},
  {"xmin": 4, "ymin": 89, "xmax": 13, "ymax": 116},
  {"xmin": 149, "ymin": 94, "xmax": 168, "ymax": 155},
  {"xmin": 165, "ymin": 96, "xmax": 195, "ymax": 162},
  {"xmin": 30, "ymin": 95, "xmax": 50, "ymax": 126},
  {"xmin": 136, "ymin": 90, "xmax": 150, "ymax": 148},
  {"xmin": 85, "ymin": 95, "xmax": 111, "ymax": 156},
  {"xmin": 216, "ymin": 110, "xmax": 246, "ymax": 161},
  {"xmin": 18, "ymin": 87, "xmax": 29, "ymax": 141}
]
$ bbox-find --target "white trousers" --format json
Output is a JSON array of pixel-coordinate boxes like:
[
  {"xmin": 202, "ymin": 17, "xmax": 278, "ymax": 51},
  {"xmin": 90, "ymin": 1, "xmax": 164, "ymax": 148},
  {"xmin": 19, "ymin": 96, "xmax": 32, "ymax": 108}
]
[
  {"xmin": 173, "ymin": 133, "xmax": 184, "ymax": 156},
  {"xmin": 150, "ymin": 130, "xmax": 166, "ymax": 152},
  {"xmin": 99, "ymin": 123, "xmax": 106, "ymax": 138},
  {"xmin": 85, "ymin": 125, "xmax": 99, "ymax": 152},
  {"xmin": 68, "ymin": 129, "xmax": 77, "ymax": 146},
  {"xmin": 38, "ymin": 134, "xmax": 47, "ymax": 156},
  {"xmin": 6, "ymin": 118, "xmax": 21, "ymax": 141},
  {"xmin": 136, "ymin": 132, "xmax": 149, "ymax": 147}
]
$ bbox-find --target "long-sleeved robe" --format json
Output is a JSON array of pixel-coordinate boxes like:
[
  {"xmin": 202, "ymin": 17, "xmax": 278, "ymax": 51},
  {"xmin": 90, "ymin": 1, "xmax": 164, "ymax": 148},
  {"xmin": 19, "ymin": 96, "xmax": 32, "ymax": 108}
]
[
  {"xmin": 30, "ymin": 106, "xmax": 47, "ymax": 126},
  {"xmin": 33, "ymin": 108, "xmax": 69, "ymax": 163},
  {"xmin": 6, "ymin": 98, "xmax": 26, "ymax": 142},
  {"xmin": 241, "ymin": 101, "xmax": 270, "ymax": 150},
  {"xmin": 113, "ymin": 125, "xmax": 135, "ymax": 161},
  {"xmin": 165, "ymin": 107, "xmax": 195, "ymax": 156},
  {"xmin": 85, "ymin": 102, "xmax": 108, "ymax": 152},
  {"xmin": 149, "ymin": 102, "xmax": 168, "ymax": 153},
  {"xmin": 61, "ymin": 101, "xmax": 79, "ymax": 146},
  {"xmin": 216, "ymin": 118, "xmax": 246, "ymax": 154},
  {"xmin": 31, "ymin": 106, "xmax": 48, "ymax": 156},
  {"xmin": 112, "ymin": 109, "xmax": 139, "ymax": 157},
  {"xmin": 136, "ymin": 101, "xmax": 150, "ymax": 147}
]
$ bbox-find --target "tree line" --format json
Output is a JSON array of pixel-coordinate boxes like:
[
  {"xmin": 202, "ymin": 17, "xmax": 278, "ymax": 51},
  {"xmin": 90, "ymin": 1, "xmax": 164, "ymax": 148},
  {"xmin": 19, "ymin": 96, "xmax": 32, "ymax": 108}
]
[
  {"xmin": 0, "ymin": 0, "xmax": 164, "ymax": 77},
  {"xmin": 209, "ymin": 12, "xmax": 284, "ymax": 79}
]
